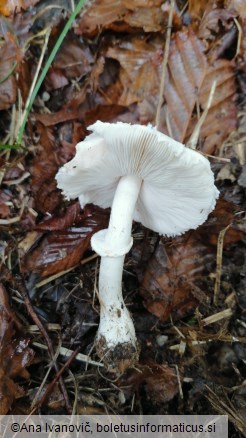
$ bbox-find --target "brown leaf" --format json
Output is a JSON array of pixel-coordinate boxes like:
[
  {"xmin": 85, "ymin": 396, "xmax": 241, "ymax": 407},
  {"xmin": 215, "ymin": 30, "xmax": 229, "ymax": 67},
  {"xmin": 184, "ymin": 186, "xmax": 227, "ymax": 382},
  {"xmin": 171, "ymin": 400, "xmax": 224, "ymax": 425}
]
[
  {"xmin": 107, "ymin": 36, "xmax": 163, "ymax": 106},
  {"xmin": 0, "ymin": 32, "xmax": 23, "ymax": 110},
  {"xmin": 84, "ymin": 104, "xmax": 127, "ymax": 125},
  {"xmin": 163, "ymin": 29, "xmax": 207, "ymax": 142},
  {"xmin": 186, "ymin": 59, "xmax": 237, "ymax": 154},
  {"xmin": 30, "ymin": 125, "xmax": 63, "ymax": 213},
  {"xmin": 45, "ymin": 34, "xmax": 93, "ymax": 90},
  {"xmin": 0, "ymin": 284, "xmax": 34, "ymax": 414},
  {"xmin": 0, "ymin": 0, "xmax": 39, "ymax": 16},
  {"xmin": 21, "ymin": 205, "xmax": 109, "ymax": 277},
  {"xmin": 137, "ymin": 29, "xmax": 237, "ymax": 153},
  {"xmin": 35, "ymin": 202, "xmax": 81, "ymax": 231},
  {"xmin": 77, "ymin": 0, "xmax": 165, "ymax": 36},
  {"xmin": 34, "ymin": 109, "xmax": 81, "ymax": 127},
  {"xmin": 77, "ymin": 0, "xmax": 127, "ymax": 36},
  {"xmin": 188, "ymin": 0, "xmax": 208, "ymax": 19},
  {"xmin": 140, "ymin": 199, "xmax": 244, "ymax": 321},
  {"xmin": 123, "ymin": 6, "xmax": 166, "ymax": 32},
  {"xmin": 198, "ymin": 7, "xmax": 236, "ymax": 41},
  {"xmin": 227, "ymin": 0, "xmax": 246, "ymax": 19},
  {"xmin": 120, "ymin": 363, "xmax": 181, "ymax": 404}
]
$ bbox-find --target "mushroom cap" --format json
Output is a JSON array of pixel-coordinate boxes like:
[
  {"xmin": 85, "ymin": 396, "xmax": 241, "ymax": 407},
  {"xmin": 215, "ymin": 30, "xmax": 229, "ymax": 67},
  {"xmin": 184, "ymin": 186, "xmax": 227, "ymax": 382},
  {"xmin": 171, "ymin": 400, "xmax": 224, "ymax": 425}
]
[{"xmin": 56, "ymin": 121, "xmax": 219, "ymax": 236}]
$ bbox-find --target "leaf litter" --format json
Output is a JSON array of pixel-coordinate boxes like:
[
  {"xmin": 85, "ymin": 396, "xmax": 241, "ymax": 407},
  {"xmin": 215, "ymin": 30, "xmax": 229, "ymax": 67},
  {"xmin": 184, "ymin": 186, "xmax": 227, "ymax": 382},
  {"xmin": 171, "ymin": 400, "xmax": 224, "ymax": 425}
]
[{"xmin": 0, "ymin": 0, "xmax": 245, "ymax": 434}]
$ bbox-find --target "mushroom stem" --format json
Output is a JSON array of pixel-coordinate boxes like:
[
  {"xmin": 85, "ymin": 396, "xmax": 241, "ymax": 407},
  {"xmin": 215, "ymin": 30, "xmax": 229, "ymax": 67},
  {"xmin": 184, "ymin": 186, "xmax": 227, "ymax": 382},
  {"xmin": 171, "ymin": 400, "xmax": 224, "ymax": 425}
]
[
  {"xmin": 92, "ymin": 175, "xmax": 142, "ymax": 371},
  {"xmin": 107, "ymin": 175, "xmax": 142, "ymax": 249}
]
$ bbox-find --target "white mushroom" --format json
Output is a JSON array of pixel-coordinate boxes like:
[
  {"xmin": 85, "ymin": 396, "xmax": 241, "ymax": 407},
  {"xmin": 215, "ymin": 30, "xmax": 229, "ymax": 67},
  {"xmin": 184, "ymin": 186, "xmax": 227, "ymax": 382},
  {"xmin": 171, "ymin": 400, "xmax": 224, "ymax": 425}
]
[{"xmin": 56, "ymin": 121, "xmax": 219, "ymax": 371}]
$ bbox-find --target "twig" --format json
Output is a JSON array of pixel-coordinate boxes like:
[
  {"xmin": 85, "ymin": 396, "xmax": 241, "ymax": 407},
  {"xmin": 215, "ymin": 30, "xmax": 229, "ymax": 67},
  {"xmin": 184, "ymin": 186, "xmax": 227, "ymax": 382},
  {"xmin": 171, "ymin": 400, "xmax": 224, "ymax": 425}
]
[
  {"xmin": 202, "ymin": 308, "xmax": 233, "ymax": 326},
  {"xmin": 155, "ymin": 0, "xmax": 175, "ymax": 129},
  {"xmin": 173, "ymin": 364, "xmax": 183, "ymax": 399},
  {"xmin": 187, "ymin": 80, "xmax": 217, "ymax": 150},
  {"xmin": 32, "ymin": 341, "xmax": 103, "ymax": 367},
  {"xmin": 233, "ymin": 18, "xmax": 242, "ymax": 58},
  {"xmin": 14, "ymin": 275, "xmax": 72, "ymax": 413},
  {"xmin": 214, "ymin": 223, "xmax": 231, "ymax": 305},
  {"xmin": 30, "ymin": 346, "xmax": 81, "ymax": 414}
]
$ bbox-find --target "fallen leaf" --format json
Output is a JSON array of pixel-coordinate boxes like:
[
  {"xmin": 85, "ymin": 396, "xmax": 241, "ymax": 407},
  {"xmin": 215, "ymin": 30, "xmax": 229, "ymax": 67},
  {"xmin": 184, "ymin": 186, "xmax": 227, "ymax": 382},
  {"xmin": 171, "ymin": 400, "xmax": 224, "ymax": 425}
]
[
  {"xmin": 186, "ymin": 59, "xmax": 237, "ymax": 154},
  {"xmin": 163, "ymin": 29, "xmax": 207, "ymax": 142},
  {"xmin": 45, "ymin": 34, "xmax": 94, "ymax": 90},
  {"xmin": 77, "ymin": 0, "xmax": 165, "ymax": 36},
  {"xmin": 107, "ymin": 36, "xmax": 163, "ymax": 106},
  {"xmin": 120, "ymin": 363, "xmax": 181, "ymax": 404},
  {"xmin": 227, "ymin": 0, "xmax": 246, "ymax": 19},
  {"xmin": 0, "ymin": 31, "xmax": 23, "ymax": 110},
  {"xmin": 0, "ymin": 0, "xmax": 39, "ymax": 16},
  {"xmin": 198, "ymin": 7, "xmax": 236, "ymax": 41},
  {"xmin": 0, "ymin": 283, "xmax": 34, "ymax": 414},
  {"xmin": 188, "ymin": 0, "xmax": 208, "ymax": 20},
  {"xmin": 21, "ymin": 205, "xmax": 109, "ymax": 277}
]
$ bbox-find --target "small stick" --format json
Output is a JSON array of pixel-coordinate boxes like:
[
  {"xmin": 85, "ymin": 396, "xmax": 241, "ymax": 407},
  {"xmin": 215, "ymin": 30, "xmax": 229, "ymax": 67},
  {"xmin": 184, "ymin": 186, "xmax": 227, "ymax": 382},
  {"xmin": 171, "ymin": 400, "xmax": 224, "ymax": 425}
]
[
  {"xmin": 233, "ymin": 18, "xmax": 242, "ymax": 58},
  {"xmin": 202, "ymin": 308, "xmax": 233, "ymax": 326},
  {"xmin": 187, "ymin": 80, "xmax": 217, "ymax": 150},
  {"xmin": 214, "ymin": 224, "xmax": 231, "ymax": 305},
  {"xmin": 155, "ymin": 0, "xmax": 175, "ymax": 129},
  {"xmin": 30, "ymin": 346, "xmax": 80, "ymax": 413}
]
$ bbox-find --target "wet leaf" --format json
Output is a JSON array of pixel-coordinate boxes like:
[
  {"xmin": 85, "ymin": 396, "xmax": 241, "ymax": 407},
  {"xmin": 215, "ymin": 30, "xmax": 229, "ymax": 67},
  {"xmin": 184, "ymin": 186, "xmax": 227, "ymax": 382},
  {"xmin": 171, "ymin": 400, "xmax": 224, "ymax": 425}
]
[
  {"xmin": 21, "ymin": 205, "xmax": 109, "ymax": 277},
  {"xmin": 0, "ymin": 284, "xmax": 34, "ymax": 414},
  {"xmin": 35, "ymin": 202, "xmax": 81, "ymax": 231}
]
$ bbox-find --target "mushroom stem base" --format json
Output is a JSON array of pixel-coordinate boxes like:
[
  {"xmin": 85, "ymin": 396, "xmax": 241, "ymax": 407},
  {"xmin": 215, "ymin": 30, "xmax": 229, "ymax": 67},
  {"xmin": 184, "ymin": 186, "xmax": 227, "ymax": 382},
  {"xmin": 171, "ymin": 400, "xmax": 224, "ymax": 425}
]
[
  {"xmin": 96, "ymin": 336, "xmax": 140, "ymax": 373},
  {"xmin": 95, "ymin": 255, "xmax": 139, "ymax": 372}
]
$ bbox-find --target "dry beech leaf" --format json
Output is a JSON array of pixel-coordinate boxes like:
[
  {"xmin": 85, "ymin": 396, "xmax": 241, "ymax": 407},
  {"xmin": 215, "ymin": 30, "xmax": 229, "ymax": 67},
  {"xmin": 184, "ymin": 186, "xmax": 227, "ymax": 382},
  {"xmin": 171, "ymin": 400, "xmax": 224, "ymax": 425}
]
[
  {"xmin": 77, "ymin": 0, "xmax": 127, "ymax": 36},
  {"xmin": 198, "ymin": 7, "xmax": 236, "ymax": 41},
  {"xmin": 185, "ymin": 59, "xmax": 237, "ymax": 154},
  {"xmin": 0, "ymin": 284, "xmax": 34, "ymax": 414},
  {"xmin": 140, "ymin": 199, "xmax": 244, "ymax": 321},
  {"xmin": 105, "ymin": 29, "xmax": 237, "ymax": 153},
  {"xmin": 76, "ymin": 0, "xmax": 165, "ymax": 36},
  {"xmin": 122, "ymin": 6, "xmax": 166, "ymax": 32},
  {"xmin": 188, "ymin": 0, "xmax": 209, "ymax": 19},
  {"xmin": 21, "ymin": 205, "xmax": 109, "ymax": 277},
  {"xmin": 163, "ymin": 29, "xmax": 207, "ymax": 142},
  {"xmin": 163, "ymin": 30, "xmax": 237, "ymax": 152},
  {"xmin": 107, "ymin": 36, "xmax": 163, "ymax": 107}
]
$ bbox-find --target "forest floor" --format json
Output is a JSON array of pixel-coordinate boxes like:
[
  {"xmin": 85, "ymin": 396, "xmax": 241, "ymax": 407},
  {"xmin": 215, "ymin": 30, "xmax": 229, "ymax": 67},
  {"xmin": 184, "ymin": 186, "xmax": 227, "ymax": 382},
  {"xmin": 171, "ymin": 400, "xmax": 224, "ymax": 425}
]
[{"xmin": 0, "ymin": 0, "xmax": 245, "ymax": 436}]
